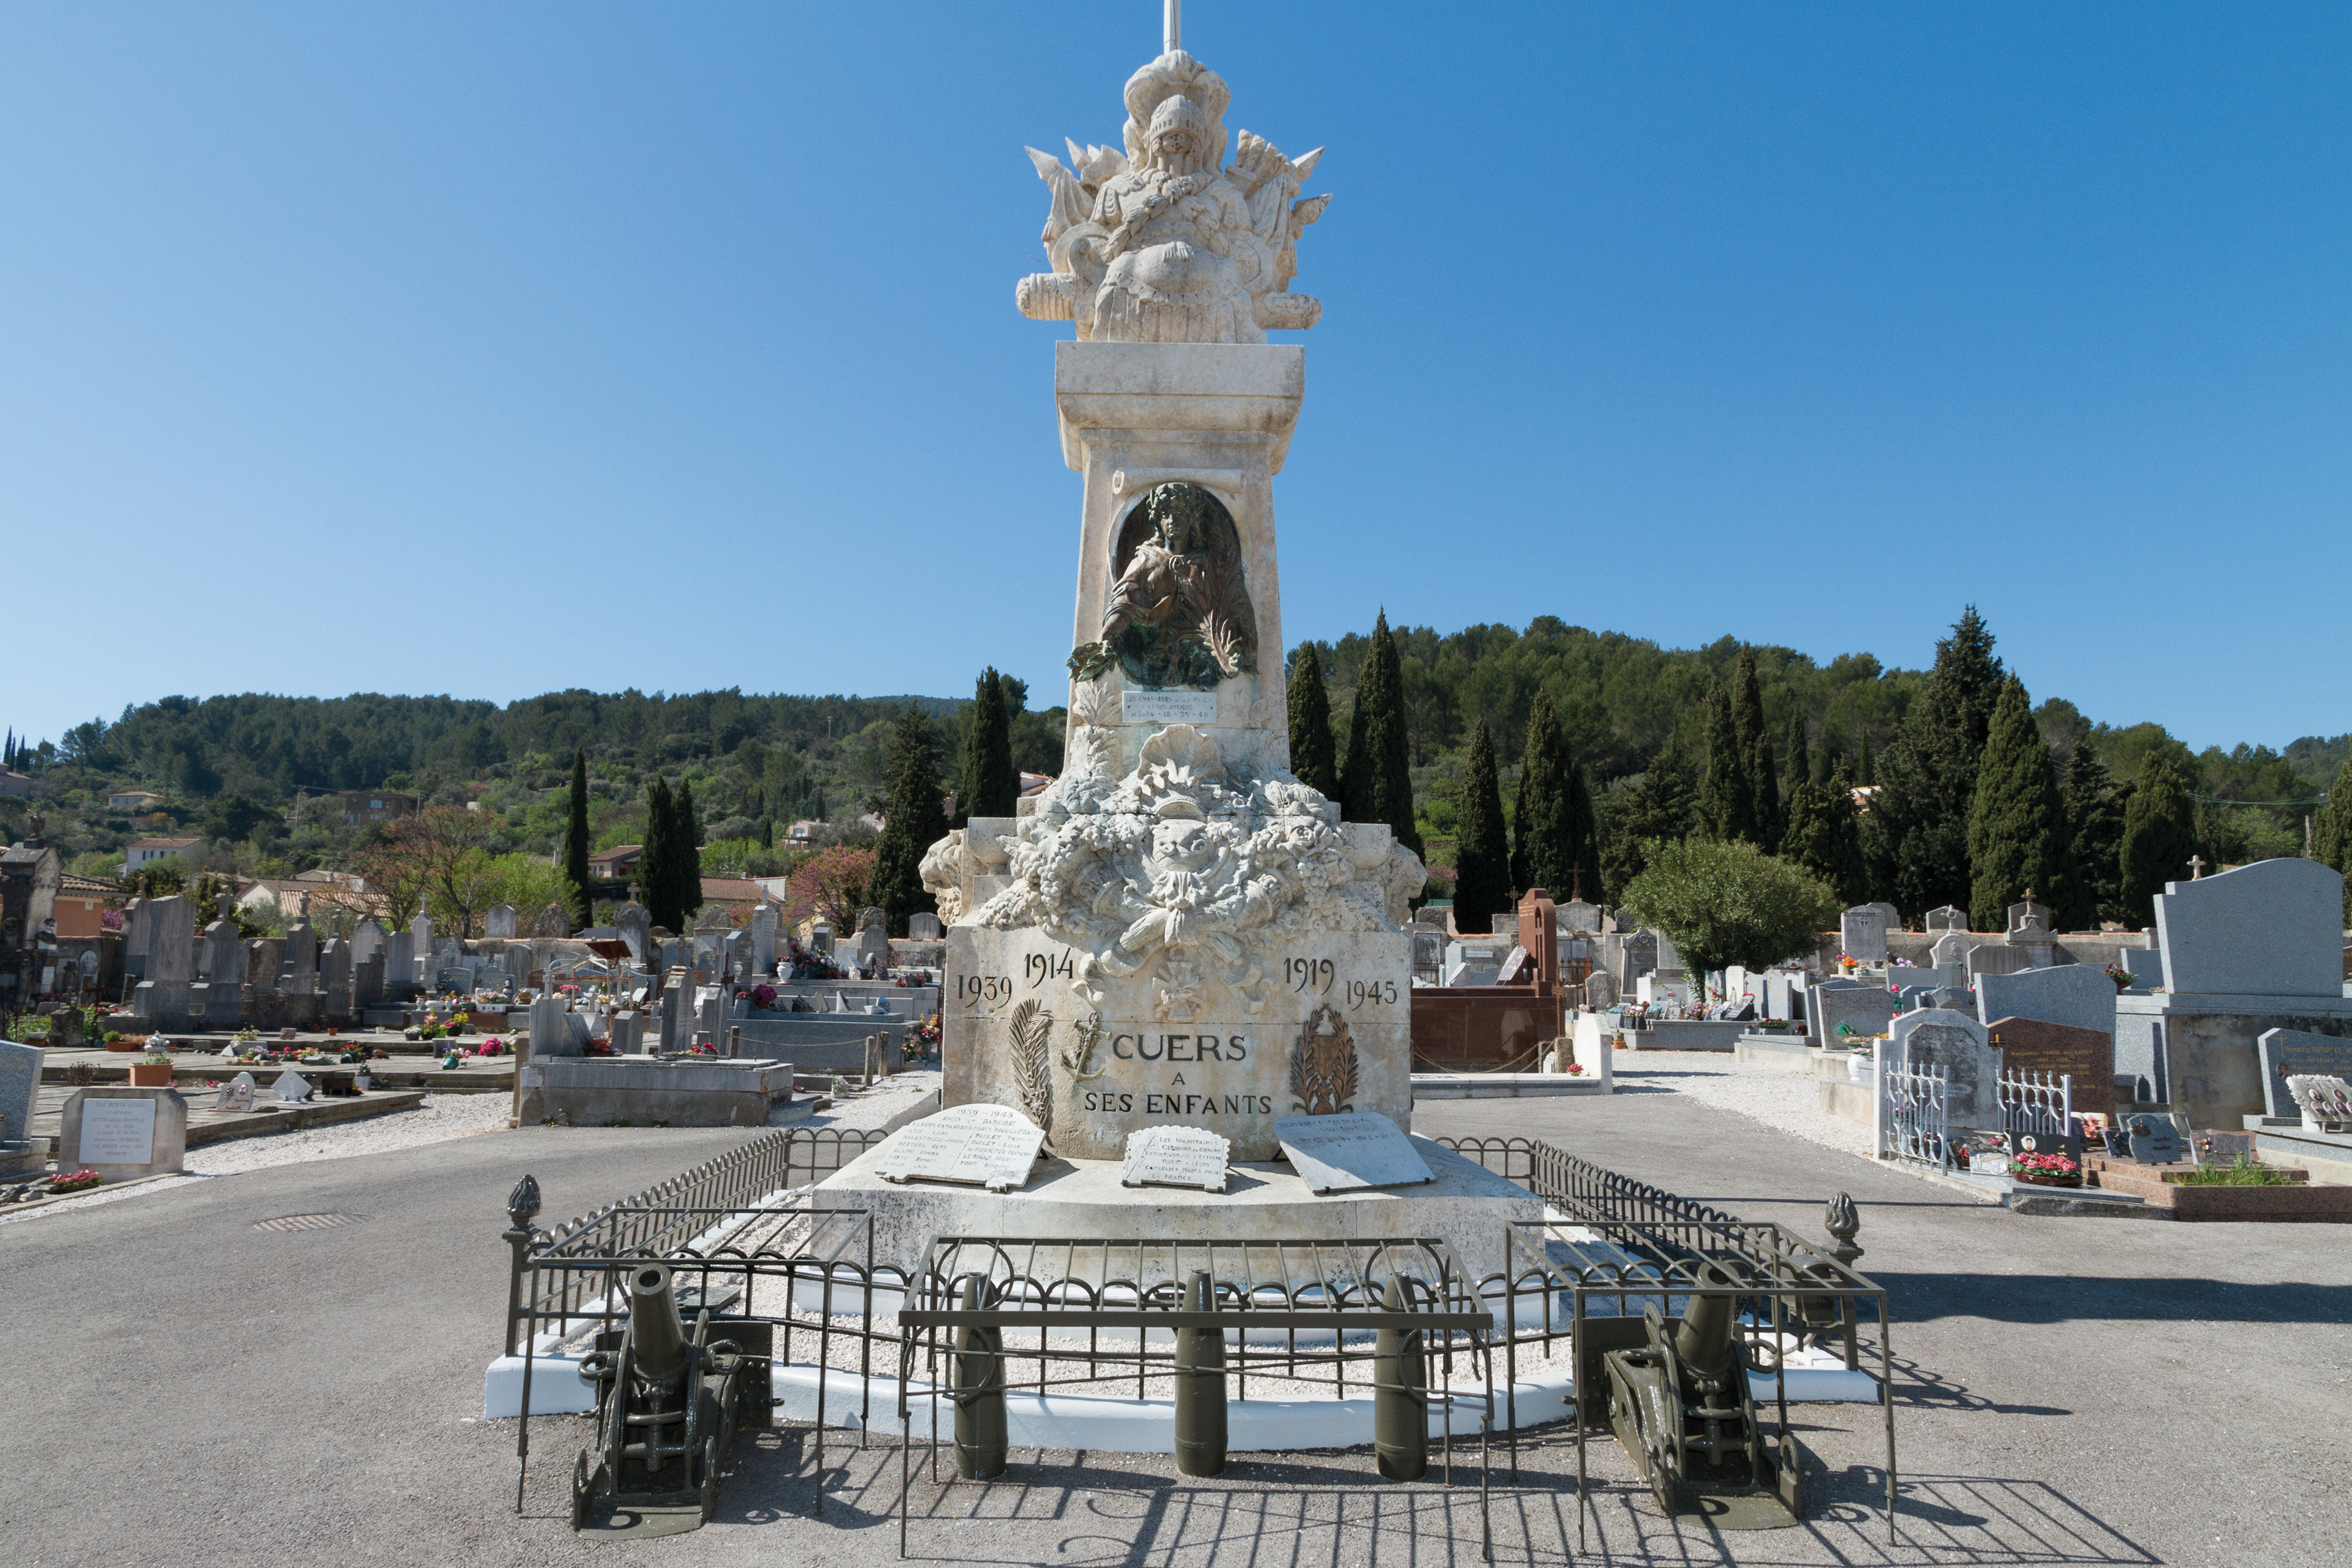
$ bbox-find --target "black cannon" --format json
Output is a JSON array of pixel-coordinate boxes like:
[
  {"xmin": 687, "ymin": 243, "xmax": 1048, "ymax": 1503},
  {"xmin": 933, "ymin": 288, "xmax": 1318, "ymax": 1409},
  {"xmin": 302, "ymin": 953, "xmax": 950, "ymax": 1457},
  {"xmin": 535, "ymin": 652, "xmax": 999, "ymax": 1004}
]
[
  {"xmin": 1602, "ymin": 1264, "xmax": 1800, "ymax": 1529},
  {"xmin": 571, "ymin": 1263, "xmax": 769, "ymax": 1538}
]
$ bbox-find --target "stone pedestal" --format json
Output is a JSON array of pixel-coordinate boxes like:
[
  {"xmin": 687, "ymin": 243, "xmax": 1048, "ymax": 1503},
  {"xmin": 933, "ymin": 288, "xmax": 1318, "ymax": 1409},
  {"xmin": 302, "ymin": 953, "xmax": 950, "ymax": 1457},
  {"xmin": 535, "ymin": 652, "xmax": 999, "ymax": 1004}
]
[{"xmin": 57, "ymin": 1086, "xmax": 188, "ymax": 1180}]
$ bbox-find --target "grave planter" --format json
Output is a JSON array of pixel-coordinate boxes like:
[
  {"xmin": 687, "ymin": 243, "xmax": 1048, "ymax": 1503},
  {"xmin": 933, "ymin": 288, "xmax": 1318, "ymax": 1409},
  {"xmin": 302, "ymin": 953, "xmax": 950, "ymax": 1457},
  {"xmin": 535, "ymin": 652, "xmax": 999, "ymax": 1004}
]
[{"xmin": 126, "ymin": 1062, "xmax": 173, "ymax": 1087}]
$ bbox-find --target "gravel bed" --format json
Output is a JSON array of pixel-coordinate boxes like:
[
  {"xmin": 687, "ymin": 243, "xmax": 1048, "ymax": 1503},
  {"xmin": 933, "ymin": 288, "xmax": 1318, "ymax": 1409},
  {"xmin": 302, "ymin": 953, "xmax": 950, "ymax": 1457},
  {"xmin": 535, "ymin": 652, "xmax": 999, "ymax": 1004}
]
[{"xmin": 1616, "ymin": 1050, "xmax": 1874, "ymax": 1158}]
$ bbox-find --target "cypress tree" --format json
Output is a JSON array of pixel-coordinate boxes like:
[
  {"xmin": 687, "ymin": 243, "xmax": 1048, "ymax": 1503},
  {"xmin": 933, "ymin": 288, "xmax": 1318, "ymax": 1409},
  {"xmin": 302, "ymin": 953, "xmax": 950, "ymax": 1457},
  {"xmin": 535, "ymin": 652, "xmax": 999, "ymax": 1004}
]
[
  {"xmin": 2312, "ymin": 758, "xmax": 2352, "ymax": 927},
  {"xmin": 1782, "ymin": 769, "xmax": 1867, "ymax": 905},
  {"xmin": 1966, "ymin": 676, "xmax": 2067, "ymax": 929},
  {"xmin": 1340, "ymin": 611, "xmax": 1423, "ymax": 857},
  {"xmin": 672, "ymin": 779, "xmax": 703, "ymax": 925},
  {"xmin": 1511, "ymin": 694, "xmax": 1595, "ymax": 898},
  {"xmin": 1855, "ymin": 734, "xmax": 1873, "ymax": 786},
  {"xmin": 1784, "ymin": 714, "xmax": 1811, "ymax": 795},
  {"xmin": 1698, "ymin": 676, "xmax": 1751, "ymax": 844},
  {"xmin": 1287, "ymin": 644, "xmax": 1340, "ymax": 798},
  {"xmin": 640, "ymin": 777, "xmax": 679, "ymax": 932},
  {"xmin": 1452, "ymin": 720, "xmax": 1512, "ymax": 934},
  {"xmin": 1872, "ymin": 607, "xmax": 2005, "ymax": 917},
  {"xmin": 561, "ymin": 747, "xmax": 591, "ymax": 932},
  {"xmin": 2059, "ymin": 740, "xmax": 2126, "ymax": 929},
  {"xmin": 2119, "ymin": 752, "xmax": 2199, "ymax": 929},
  {"xmin": 1735, "ymin": 651, "xmax": 1780, "ymax": 849},
  {"xmin": 868, "ymin": 703, "xmax": 950, "ymax": 936},
  {"xmin": 961, "ymin": 668, "xmax": 1018, "ymax": 821},
  {"xmin": 1601, "ymin": 753, "xmax": 1696, "ymax": 901}
]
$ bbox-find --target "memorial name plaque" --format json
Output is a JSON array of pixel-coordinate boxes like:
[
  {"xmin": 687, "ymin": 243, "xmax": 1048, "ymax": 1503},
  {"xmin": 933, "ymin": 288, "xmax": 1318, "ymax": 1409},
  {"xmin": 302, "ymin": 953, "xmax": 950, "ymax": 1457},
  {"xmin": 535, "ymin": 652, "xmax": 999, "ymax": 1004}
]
[
  {"xmin": 1494, "ymin": 946, "xmax": 1531, "ymax": 985},
  {"xmin": 274, "ymin": 1069, "xmax": 313, "ymax": 1105},
  {"xmin": 2256, "ymin": 1028, "xmax": 2352, "ymax": 1119},
  {"xmin": 878, "ymin": 1103, "xmax": 1046, "ymax": 1193},
  {"xmin": 1121, "ymin": 688, "xmax": 1220, "ymax": 725},
  {"xmin": 1273, "ymin": 1111, "xmax": 1433, "ymax": 1195},
  {"xmin": 1121, "ymin": 1125, "xmax": 1231, "ymax": 1192},
  {"xmin": 2123, "ymin": 1113, "xmax": 2182, "ymax": 1166},
  {"xmin": 78, "ymin": 1098, "xmax": 159, "ymax": 1165},
  {"xmin": 220, "ymin": 1072, "xmax": 257, "ymax": 1113}
]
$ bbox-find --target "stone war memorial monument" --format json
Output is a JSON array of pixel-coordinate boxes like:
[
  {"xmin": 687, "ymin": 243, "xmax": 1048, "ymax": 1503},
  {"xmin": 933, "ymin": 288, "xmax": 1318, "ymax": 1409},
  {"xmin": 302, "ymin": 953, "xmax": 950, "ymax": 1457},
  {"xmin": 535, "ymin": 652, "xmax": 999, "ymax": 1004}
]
[
  {"xmin": 816, "ymin": 25, "xmax": 1539, "ymax": 1278},
  {"xmin": 923, "ymin": 39, "xmax": 1424, "ymax": 1164}
]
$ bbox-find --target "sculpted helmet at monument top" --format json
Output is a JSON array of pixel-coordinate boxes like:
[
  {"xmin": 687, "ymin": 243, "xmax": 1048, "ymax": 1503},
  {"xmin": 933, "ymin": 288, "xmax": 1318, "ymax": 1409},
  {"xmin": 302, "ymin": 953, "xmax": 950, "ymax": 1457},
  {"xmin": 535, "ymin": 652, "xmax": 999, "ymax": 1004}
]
[{"xmin": 1016, "ymin": 47, "xmax": 1329, "ymax": 343}]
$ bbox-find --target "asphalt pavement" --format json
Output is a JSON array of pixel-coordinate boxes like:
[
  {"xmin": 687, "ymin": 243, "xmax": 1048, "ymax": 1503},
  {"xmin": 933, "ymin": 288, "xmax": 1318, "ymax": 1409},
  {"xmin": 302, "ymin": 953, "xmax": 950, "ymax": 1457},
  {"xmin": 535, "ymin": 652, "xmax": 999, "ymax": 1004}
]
[{"xmin": 2, "ymin": 1069, "xmax": 2347, "ymax": 1567}]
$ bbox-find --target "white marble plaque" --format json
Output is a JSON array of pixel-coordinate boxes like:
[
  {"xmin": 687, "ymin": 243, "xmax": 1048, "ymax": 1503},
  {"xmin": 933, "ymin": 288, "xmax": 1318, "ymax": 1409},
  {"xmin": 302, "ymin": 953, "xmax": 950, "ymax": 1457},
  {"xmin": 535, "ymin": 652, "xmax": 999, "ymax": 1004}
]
[
  {"xmin": 878, "ymin": 1103, "xmax": 1045, "ymax": 1193},
  {"xmin": 78, "ymin": 1098, "xmax": 158, "ymax": 1165},
  {"xmin": 273, "ymin": 1069, "xmax": 313, "ymax": 1105},
  {"xmin": 1121, "ymin": 688, "xmax": 1219, "ymax": 724},
  {"xmin": 219, "ymin": 1072, "xmax": 257, "ymax": 1113},
  {"xmin": 1273, "ymin": 1111, "xmax": 1433, "ymax": 1195},
  {"xmin": 1121, "ymin": 1125, "xmax": 1230, "ymax": 1192}
]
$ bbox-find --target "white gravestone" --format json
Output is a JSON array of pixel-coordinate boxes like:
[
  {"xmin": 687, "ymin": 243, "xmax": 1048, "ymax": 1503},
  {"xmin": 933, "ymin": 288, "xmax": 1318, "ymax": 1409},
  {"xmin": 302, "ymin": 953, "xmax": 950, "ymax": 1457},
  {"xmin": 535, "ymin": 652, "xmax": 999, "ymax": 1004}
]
[
  {"xmin": 1273, "ymin": 1112, "xmax": 1433, "ymax": 1195},
  {"xmin": 273, "ymin": 1069, "xmax": 313, "ymax": 1104},
  {"xmin": 878, "ymin": 1104, "xmax": 1046, "ymax": 1193},
  {"xmin": 1891, "ymin": 1008, "xmax": 2003, "ymax": 1132},
  {"xmin": 80, "ymin": 1097, "xmax": 156, "ymax": 1164},
  {"xmin": 1121, "ymin": 1125, "xmax": 1231, "ymax": 1192},
  {"xmin": 219, "ymin": 1072, "xmax": 257, "ymax": 1113}
]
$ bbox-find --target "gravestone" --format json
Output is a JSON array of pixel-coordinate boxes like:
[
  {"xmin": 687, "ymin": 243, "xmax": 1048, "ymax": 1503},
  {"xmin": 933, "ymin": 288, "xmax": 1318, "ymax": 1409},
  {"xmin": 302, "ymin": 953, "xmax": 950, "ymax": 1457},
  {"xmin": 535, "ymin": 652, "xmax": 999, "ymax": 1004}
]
[
  {"xmin": 1811, "ymin": 982, "xmax": 1899, "ymax": 1047},
  {"xmin": 319, "ymin": 938, "xmax": 353, "ymax": 1020},
  {"xmin": 408, "ymin": 915, "xmax": 435, "ymax": 972},
  {"xmin": 2255, "ymin": 1028, "xmax": 2352, "ymax": 1119},
  {"xmin": 2122, "ymin": 1111, "xmax": 2182, "ymax": 1164},
  {"xmin": 877, "ymin": 1103, "xmax": 1046, "ymax": 1192},
  {"xmin": 120, "ymin": 896, "xmax": 151, "ymax": 984},
  {"xmin": 1840, "ymin": 905, "xmax": 1888, "ymax": 964},
  {"xmin": 855, "ymin": 908, "xmax": 890, "ymax": 976},
  {"xmin": 609, "ymin": 1010, "xmax": 646, "ymax": 1054},
  {"xmin": 384, "ymin": 929, "xmax": 416, "ymax": 996},
  {"xmin": 1585, "ymin": 968, "xmax": 1620, "ymax": 1010},
  {"xmin": 908, "ymin": 912, "xmax": 943, "ymax": 941},
  {"xmin": 283, "ymin": 919, "xmax": 318, "ymax": 994},
  {"xmin": 2155, "ymin": 858, "xmax": 2346, "ymax": 996},
  {"xmin": 615, "ymin": 902, "xmax": 651, "ymax": 967},
  {"xmin": 750, "ymin": 903, "xmax": 779, "ymax": 976},
  {"xmin": 484, "ymin": 904, "xmax": 518, "ymax": 939},
  {"xmin": 1891, "ymin": 1008, "xmax": 2003, "ymax": 1132},
  {"xmin": 809, "ymin": 921, "xmax": 835, "ymax": 956},
  {"xmin": 1924, "ymin": 905, "xmax": 1967, "ymax": 933},
  {"xmin": 1968, "ymin": 944, "xmax": 2031, "ymax": 980},
  {"xmin": 274, "ymin": 1069, "xmax": 312, "ymax": 1103},
  {"xmin": 1273, "ymin": 1111, "xmax": 1433, "ymax": 1194},
  {"xmin": 1986, "ymin": 1016, "xmax": 2116, "ymax": 1118},
  {"xmin": 659, "ymin": 982, "xmax": 690, "ymax": 1054},
  {"xmin": 1930, "ymin": 931, "xmax": 1972, "ymax": 972},
  {"xmin": 58, "ymin": 1086, "xmax": 188, "ymax": 1179},
  {"xmin": 132, "ymin": 895, "xmax": 196, "ymax": 1028},
  {"xmin": 1974, "ymin": 963, "xmax": 2118, "ymax": 1040},
  {"xmin": 351, "ymin": 915, "xmax": 387, "ymax": 968},
  {"xmin": 1495, "ymin": 946, "xmax": 1531, "ymax": 985},
  {"xmin": 1865, "ymin": 902, "xmax": 1901, "ymax": 931},
  {"xmin": 218, "ymin": 1071, "xmax": 257, "ymax": 1112},
  {"xmin": 0, "ymin": 1038, "xmax": 42, "ymax": 1148},
  {"xmin": 1619, "ymin": 929, "xmax": 1658, "ymax": 988},
  {"xmin": 1121, "ymin": 1125, "xmax": 1231, "ymax": 1192},
  {"xmin": 2113, "ymin": 941, "xmax": 2163, "ymax": 988},
  {"xmin": 48, "ymin": 1008, "xmax": 86, "ymax": 1050}
]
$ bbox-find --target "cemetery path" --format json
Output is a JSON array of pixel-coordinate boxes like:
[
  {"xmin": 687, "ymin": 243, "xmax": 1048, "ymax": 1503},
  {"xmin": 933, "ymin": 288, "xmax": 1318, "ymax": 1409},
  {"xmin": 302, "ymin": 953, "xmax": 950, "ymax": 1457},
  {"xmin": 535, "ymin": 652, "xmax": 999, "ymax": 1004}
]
[{"xmin": 1, "ymin": 1083, "xmax": 2346, "ymax": 1567}]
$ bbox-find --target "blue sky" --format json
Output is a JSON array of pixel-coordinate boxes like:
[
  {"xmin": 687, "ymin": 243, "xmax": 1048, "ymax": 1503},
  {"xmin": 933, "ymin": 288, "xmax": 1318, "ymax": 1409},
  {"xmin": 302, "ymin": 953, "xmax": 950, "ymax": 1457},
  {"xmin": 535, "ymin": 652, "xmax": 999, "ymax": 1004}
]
[{"xmin": 5, "ymin": 2, "xmax": 2347, "ymax": 753}]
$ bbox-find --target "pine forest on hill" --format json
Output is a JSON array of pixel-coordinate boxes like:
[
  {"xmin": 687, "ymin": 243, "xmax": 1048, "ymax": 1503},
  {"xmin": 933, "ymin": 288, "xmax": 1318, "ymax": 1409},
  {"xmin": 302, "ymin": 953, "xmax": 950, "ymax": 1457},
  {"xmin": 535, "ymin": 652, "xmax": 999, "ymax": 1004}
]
[{"xmin": 5, "ymin": 611, "xmax": 2347, "ymax": 934}]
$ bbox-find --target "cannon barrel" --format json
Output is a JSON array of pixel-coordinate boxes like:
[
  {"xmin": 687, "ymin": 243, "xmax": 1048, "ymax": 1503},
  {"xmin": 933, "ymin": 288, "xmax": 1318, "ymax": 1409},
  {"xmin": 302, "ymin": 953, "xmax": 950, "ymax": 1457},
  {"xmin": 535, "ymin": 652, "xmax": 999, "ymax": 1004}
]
[
  {"xmin": 1670, "ymin": 1263, "xmax": 1737, "ymax": 1380},
  {"xmin": 627, "ymin": 1263, "xmax": 688, "ymax": 1381}
]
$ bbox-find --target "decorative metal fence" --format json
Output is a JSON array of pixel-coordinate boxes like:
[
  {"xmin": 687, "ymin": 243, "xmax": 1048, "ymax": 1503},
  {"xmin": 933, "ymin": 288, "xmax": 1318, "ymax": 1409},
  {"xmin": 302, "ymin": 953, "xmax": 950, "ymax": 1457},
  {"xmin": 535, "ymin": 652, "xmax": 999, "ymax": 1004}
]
[
  {"xmin": 1998, "ymin": 1068, "xmax": 2073, "ymax": 1146},
  {"xmin": 1881, "ymin": 1058, "xmax": 1952, "ymax": 1168}
]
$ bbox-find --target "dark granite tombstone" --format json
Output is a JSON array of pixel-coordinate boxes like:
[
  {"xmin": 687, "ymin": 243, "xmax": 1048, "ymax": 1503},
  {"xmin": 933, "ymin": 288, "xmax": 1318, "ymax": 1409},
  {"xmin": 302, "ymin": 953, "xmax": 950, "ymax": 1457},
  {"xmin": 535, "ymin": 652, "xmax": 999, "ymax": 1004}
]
[{"xmin": 1986, "ymin": 1016, "xmax": 2116, "ymax": 1118}]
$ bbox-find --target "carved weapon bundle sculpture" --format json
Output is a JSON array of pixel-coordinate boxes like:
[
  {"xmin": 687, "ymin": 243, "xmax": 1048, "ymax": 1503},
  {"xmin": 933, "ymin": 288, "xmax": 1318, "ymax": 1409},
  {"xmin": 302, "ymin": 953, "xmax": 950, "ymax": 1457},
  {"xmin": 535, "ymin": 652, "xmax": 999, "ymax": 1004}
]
[
  {"xmin": 1602, "ymin": 1263, "xmax": 1801, "ymax": 1529},
  {"xmin": 571, "ymin": 1264, "xmax": 769, "ymax": 1538}
]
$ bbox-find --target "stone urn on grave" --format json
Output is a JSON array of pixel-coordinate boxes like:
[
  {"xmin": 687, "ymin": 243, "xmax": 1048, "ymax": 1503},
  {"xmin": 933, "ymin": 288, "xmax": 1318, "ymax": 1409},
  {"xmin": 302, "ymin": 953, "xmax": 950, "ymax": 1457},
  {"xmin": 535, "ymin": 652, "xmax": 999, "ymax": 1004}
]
[{"xmin": 919, "ymin": 41, "xmax": 1425, "ymax": 1163}]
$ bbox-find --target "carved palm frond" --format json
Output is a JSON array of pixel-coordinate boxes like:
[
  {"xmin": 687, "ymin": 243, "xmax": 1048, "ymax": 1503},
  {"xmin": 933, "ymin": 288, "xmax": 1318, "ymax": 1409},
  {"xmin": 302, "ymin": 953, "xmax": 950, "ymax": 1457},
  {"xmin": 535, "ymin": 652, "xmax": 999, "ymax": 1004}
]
[{"xmin": 1008, "ymin": 999, "xmax": 1054, "ymax": 1140}]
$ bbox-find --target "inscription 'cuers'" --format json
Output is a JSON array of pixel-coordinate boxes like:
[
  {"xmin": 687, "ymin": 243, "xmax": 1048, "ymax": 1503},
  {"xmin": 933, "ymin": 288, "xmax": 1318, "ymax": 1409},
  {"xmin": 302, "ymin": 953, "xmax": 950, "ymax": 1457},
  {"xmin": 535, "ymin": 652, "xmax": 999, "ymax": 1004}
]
[{"xmin": 1110, "ymin": 1032, "xmax": 1249, "ymax": 1063}]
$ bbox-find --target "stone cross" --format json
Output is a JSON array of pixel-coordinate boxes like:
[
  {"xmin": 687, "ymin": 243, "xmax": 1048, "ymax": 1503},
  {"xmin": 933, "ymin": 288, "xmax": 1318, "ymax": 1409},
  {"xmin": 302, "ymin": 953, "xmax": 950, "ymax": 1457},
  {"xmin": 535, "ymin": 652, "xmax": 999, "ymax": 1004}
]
[{"xmin": 2187, "ymin": 855, "xmax": 2205, "ymax": 880}]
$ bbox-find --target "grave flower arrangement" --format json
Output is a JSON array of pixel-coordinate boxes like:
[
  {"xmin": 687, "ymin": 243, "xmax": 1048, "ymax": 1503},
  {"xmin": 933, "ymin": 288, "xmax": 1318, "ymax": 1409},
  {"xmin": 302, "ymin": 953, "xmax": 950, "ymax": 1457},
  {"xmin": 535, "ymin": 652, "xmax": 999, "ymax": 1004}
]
[
  {"xmin": 2011, "ymin": 1151, "xmax": 2081, "ymax": 1188},
  {"xmin": 473, "ymin": 1037, "xmax": 505, "ymax": 1057},
  {"xmin": 2101, "ymin": 963, "xmax": 2133, "ymax": 992},
  {"xmin": 48, "ymin": 1168, "xmax": 104, "ymax": 1194}
]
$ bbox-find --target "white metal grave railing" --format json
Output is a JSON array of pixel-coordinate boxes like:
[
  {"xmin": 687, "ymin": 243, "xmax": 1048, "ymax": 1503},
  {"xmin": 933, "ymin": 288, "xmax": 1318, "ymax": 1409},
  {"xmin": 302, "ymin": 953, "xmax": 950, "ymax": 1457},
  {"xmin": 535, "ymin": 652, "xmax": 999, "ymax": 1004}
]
[
  {"xmin": 1881, "ymin": 1059, "xmax": 1951, "ymax": 1170},
  {"xmin": 1998, "ymin": 1069, "xmax": 2073, "ymax": 1145}
]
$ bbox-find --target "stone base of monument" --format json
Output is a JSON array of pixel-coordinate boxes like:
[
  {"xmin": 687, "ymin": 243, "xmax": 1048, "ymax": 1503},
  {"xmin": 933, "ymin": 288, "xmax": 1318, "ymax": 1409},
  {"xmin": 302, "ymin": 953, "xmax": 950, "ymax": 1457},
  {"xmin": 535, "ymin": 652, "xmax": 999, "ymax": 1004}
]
[
  {"xmin": 810, "ymin": 1131, "xmax": 1543, "ymax": 1282},
  {"xmin": 516, "ymin": 1056, "xmax": 798, "ymax": 1128}
]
